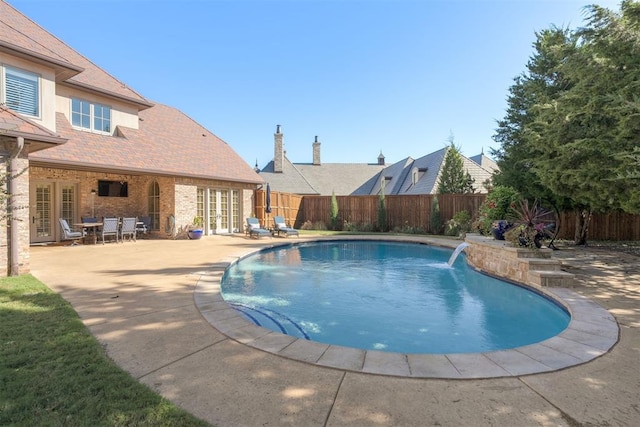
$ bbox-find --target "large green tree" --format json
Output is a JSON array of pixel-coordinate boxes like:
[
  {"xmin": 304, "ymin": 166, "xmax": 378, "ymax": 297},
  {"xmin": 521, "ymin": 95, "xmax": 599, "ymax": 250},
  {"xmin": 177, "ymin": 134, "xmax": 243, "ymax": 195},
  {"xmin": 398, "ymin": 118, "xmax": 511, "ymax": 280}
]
[
  {"xmin": 492, "ymin": 27, "xmax": 575, "ymax": 206},
  {"xmin": 492, "ymin": 0, "xmax": 640, "ymax": 244}
]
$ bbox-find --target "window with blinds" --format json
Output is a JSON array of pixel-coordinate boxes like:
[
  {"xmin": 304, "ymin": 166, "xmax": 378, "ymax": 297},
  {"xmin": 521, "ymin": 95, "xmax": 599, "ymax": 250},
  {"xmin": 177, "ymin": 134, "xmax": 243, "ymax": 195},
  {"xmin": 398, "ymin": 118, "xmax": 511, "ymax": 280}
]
[{"xmin": 4, "ymin": 66, "xmax": 40, "ymax": 117}]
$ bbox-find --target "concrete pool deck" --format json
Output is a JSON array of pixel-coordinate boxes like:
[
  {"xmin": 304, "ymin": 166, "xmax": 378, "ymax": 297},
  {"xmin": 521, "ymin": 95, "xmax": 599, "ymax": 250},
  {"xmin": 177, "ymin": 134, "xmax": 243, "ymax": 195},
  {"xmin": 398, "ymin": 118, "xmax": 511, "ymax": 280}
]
[{"xmin": 30, "ymin": 234, "xmax": 640, "ymax": 426}]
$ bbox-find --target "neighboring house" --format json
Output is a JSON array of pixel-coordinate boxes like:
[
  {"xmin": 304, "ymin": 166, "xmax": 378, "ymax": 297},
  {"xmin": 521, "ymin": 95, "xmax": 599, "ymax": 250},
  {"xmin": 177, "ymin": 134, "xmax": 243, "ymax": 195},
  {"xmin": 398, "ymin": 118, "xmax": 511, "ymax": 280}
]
[
  {"xmin": 257, "ymin": 126, "xmax": 387, "ymax": 195},
  {"xmin": 258, "ymin": 126, "xmax": 497, "ymax": 196},
  {"xmin": 0, "ymin": 1, "xmax": 262, "ymax": 275}
]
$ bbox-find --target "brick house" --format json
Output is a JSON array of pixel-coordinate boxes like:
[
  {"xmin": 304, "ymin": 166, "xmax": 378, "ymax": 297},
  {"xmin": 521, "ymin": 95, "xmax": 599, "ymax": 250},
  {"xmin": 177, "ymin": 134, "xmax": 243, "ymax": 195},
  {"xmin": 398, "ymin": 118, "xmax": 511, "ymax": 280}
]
[{"xmin": 0, "ymin": 1, "xmax": 262, "ymax": 275}]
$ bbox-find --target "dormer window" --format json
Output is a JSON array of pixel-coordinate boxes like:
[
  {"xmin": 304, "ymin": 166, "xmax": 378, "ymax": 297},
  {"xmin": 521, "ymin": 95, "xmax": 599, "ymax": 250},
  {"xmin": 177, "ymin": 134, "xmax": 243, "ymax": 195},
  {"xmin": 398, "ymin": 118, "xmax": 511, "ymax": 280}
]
[
  {"xmin": 411, "ymin": 168, "xmax": 427, "ymax": 185},
  {"xmin": 71, "ymin": 98, "xmax": 111, "ymax": 133},
  {"xmin": 3, "ymin": 66, "xmax": 40, "ymax": 117}
]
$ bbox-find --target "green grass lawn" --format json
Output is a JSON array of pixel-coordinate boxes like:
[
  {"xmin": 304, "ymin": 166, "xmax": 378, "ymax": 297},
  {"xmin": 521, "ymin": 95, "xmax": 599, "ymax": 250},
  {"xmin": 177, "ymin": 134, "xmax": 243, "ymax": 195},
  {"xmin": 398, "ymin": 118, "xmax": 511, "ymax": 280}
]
[{"xmin": 0, "ymin": 275, "xmax": 209, "ymax": 427}]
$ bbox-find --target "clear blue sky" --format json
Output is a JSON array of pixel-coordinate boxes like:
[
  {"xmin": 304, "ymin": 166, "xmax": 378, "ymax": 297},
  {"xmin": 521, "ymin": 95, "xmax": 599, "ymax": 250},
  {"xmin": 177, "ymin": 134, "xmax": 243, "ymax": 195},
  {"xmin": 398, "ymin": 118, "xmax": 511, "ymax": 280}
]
[{"xmin": 10, "ymin": 0, "xmax": 621, "ymax": 166}]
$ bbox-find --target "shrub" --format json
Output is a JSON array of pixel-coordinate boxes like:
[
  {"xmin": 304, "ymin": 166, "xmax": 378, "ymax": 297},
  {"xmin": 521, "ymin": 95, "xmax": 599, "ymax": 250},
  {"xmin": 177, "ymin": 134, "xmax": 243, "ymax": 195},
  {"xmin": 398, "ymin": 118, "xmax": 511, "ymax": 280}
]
[
  {"xmin": 330, "ymin": 191, "xmax": 340, "ymax": 230},
  {"xmin": 392, "ymin": 223, "xmax": 427, "ymax": 234},
  {"xmin": 377, "ymin": 193, "xmax": 388, "ymax": 232},
  {"xmin": 429, "ymin": 197, "xmax": 442, "ymax": 234},
  {"xmin": 477, "ymin": 186, "xmax": 520, "ymax": 235},
  {"xmin": 445, "ymin": 210, "xmax": 472, "ymax": 237},
  {"xmin": 300, "ymin": 220, "xmax": 327, "ymax": 231}
]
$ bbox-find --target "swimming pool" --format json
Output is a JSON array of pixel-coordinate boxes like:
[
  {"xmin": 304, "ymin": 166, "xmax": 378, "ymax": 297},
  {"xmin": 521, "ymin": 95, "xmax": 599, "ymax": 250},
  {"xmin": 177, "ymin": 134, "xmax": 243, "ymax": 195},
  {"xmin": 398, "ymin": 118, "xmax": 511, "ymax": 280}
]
[{"xmin": 221, "ymin": 240, "xmax": 570, "ymax": 354}]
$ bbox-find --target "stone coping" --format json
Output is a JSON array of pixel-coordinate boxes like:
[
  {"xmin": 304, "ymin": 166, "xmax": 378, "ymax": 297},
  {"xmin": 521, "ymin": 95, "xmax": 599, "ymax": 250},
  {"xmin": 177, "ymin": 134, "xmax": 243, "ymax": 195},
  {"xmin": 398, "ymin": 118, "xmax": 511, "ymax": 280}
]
[{"xmin": 194, "ymin": 236, "xmax": 619, "ymax": 379}]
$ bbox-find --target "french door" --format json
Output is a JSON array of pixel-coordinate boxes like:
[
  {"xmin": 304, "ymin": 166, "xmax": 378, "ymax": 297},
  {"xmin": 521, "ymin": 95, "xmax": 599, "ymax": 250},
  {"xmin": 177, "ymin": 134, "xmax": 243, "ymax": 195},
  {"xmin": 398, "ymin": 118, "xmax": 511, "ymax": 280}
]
[
  {"xmin": 198, "ymin": 188, "xmax": 240, "ymax": 234},
  {"xmin": 29, "ymin": 181, "xmax": 78, "ymax": 243}
]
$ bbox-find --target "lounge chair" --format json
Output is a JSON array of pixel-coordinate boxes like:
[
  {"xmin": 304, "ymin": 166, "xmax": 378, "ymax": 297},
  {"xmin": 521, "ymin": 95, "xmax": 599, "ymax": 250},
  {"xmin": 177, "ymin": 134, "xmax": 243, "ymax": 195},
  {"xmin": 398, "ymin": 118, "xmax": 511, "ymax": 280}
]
[
  {"xmin": 59, "ymin": 218, "xmax": 86, "ymax": 245},
  {"xmin": 246, "ymin": 217, "xmax": 271, "ymax": 239},
  {"xmin": 273, "ymin": 216, "xmax": 299, "ymax": 237},
  {"xmin": 101, "ymin": 217, "xmax": 119, "ymax": 244},
  {"xmin": 120, "ymin": 217, "xmax": 137, "ymax": 242}
]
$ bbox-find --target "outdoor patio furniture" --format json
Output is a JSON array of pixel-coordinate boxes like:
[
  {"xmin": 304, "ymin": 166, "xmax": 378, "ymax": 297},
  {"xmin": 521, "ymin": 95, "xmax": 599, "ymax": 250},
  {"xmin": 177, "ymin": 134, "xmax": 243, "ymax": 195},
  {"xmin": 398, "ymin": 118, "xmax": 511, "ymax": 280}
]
[
  {"xmin": 101, "ymin": 217, "xmax": 119, "ymax": 244},
  {"xmin": 136, "ymin": 216, "xmax": 151, "ymax": 237},
  {"xmin": 59, "ymin": 218, "xmax": 86, "ymax": 245},
  {"xmin": 273, "ymin": 216, "xmax": 299, "ymax": 237},
  {"xmin": 246, "ymin": 217, "xmax": 271, "ymax": 239},
  {"xmin": 120, "ymin": 217, "xmax": 137, "ymax": 242}
]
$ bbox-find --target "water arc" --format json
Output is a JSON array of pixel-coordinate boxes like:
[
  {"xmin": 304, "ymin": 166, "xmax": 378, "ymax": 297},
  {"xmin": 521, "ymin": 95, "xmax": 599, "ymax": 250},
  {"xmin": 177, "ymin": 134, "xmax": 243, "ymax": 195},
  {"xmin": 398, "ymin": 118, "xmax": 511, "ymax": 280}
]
[{"xmin": 447, "ymin": 242, "xmax": 469, "ymax": 266}]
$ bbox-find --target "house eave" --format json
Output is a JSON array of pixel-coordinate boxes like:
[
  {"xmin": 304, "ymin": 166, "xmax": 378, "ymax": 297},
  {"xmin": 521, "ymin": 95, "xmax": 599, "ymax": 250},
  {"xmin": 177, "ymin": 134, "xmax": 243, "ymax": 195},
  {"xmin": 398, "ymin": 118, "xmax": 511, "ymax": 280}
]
[
  {"xmin": 59, "ymin": 81, "xmax": 155, "ymax": 111},
  {"xmin": 0, "ymin": 41, "xmax": 83, "ymax": 81},
  {"xmin": 29, "ymin": 159, "xmax": 264, "ymax": 185}
]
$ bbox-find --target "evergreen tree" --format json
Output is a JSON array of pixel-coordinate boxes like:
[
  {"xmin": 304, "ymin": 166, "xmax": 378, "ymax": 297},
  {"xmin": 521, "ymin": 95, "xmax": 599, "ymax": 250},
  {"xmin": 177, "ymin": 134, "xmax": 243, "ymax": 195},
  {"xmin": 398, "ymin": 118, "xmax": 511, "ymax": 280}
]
[
  {"xmin": 492, "ymin": 1, "xmax": 640, "ymax": 244},
  {"xmin": 429, "ymin": 196, "xmax": 442, "ymax": 234},
  {"xmin": 437, "ymin": 140, "xmax": 475, "ymax": 194},
  {"xmin": 377, "ymin": 190, "xmax": 387, "ymax": 232},
  {"xmin": 329, "ymin": 191, "xmax": 339, "ymax": 230}
]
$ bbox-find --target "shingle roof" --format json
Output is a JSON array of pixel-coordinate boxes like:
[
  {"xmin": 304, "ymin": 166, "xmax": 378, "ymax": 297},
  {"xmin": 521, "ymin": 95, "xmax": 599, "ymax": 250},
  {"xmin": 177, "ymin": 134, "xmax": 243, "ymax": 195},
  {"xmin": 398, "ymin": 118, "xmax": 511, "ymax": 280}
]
[
  {"xmin": 0, "ymin": 106, "xmax": 67, "ymax": 151},
  {"xmin": 469, "ymin": 152, "xmax": 499, "ymax": 173},
  {"xmin": 30, "ymin": 104, "xmax": 263, "ymax": 184},
  {"xmin": 294, "ymin": 163, "xmax": 386, "ymax": 195},
  {"xmin": 260, "ymin": 158, "xmax": 386, "ymax": 196},
  {"xmin": 259, "ymin": 158, "xmax": 319, "ymax": 194},
  {"xmin": 0, "ymin": 0, "xmax": 151, "ymax": 107}
]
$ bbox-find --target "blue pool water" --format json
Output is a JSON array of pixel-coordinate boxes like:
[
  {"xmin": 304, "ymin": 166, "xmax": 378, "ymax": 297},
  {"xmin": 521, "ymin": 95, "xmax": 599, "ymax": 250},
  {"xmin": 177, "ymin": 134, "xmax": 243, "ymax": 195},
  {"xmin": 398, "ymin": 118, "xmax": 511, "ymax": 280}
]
[{"xmin": 221, "ymin": 241, "xmax": 570, "ymax": 354}]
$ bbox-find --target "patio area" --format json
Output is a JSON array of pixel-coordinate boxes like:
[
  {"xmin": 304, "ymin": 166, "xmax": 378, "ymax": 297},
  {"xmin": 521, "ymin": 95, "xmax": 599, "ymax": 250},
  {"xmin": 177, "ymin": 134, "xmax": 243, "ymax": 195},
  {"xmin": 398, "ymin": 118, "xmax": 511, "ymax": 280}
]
[{"xmin": 29, "ymin": 235, "xmax": 640, "ymax": 426}]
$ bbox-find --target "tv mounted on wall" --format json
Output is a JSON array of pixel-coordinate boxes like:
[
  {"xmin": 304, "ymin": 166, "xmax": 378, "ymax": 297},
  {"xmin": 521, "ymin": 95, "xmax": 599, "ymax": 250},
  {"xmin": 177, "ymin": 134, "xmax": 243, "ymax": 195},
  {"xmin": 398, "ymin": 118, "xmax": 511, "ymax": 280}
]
[{"xmin": 98, "ymin": 180, "xmax": 128, "ymax": 197}]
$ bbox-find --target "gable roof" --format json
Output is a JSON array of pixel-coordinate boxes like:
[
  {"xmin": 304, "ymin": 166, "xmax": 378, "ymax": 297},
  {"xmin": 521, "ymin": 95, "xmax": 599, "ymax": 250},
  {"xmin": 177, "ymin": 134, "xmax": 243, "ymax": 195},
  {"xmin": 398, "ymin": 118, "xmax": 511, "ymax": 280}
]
[
  {"xmin": 260, "ymin": 157, "xmax": 386, "ymax": 196},
  {"xmin": 259, "ymin": 158, "xmax": 319, "ymax": 194},
  {"xmin": 29, "ymin": 103, "xmax": 263, "ymax": 184},
  {"xmin": 0, "ymin": 0, "xmax": 152, "ymax": 108},
  {"xmin": 295, "ymin": 162, "xmax": 387, "ymax": 195},
  {"xmin": 0, "ymin": 106, "xmax": 67, "ymax": 152}
]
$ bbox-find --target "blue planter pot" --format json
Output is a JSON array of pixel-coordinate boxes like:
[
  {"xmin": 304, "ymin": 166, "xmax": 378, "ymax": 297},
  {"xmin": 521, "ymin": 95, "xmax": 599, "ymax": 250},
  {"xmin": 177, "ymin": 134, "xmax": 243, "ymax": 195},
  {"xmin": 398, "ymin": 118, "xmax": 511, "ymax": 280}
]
[
  {"xmin": 188, "ymin": 229, "xmax": 203, "ymax": 240},
  {"xmin": 491, "ymin": 220, "xmax": 512, "ymax": 240}
]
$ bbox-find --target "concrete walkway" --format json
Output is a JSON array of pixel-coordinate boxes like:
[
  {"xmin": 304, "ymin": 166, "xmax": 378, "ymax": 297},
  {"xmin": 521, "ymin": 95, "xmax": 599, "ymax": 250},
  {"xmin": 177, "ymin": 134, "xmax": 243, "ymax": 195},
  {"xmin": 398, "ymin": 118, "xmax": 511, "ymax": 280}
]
[{"xmin": 30, "ymin": 235, "xmax": 640, "ymax": 426}]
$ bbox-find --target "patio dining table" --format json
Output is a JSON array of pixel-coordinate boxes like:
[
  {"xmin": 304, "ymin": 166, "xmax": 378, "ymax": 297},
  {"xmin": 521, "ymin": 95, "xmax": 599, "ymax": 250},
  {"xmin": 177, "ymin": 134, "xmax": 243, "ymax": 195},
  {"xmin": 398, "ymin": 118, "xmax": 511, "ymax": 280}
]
[{"xmin": 74, "ymin": 222, "xmax": 103, "ymax": 245}]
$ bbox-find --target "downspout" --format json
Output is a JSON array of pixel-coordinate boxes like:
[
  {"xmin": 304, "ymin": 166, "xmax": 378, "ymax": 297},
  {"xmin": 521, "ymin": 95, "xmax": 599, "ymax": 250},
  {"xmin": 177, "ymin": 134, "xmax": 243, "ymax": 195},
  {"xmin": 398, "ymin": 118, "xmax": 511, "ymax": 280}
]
[{"xmin": 9, "ymin": 136, "xmax": 24, "ymax": 276}]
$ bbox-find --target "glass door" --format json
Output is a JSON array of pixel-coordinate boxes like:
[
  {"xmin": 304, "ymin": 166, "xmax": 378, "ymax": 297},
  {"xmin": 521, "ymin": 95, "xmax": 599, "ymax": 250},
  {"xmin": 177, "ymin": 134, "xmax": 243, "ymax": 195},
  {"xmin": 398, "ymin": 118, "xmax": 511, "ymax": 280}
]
[
  {"xmin": 30, "ymin": 182, "xmax": 54, "ymax": 243},
  {"xmin": 204, "ymin": 188, "xmax": 239, "ymax": 234}
]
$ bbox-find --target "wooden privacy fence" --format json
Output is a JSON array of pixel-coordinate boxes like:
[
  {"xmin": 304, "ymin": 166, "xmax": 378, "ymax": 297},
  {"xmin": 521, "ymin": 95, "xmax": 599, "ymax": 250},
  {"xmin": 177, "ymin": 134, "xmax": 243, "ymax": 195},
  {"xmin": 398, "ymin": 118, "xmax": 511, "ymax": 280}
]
[
  {"xmin": 253, "ymin": 190, "xmax": 640, "ymax": 241},
  {"xmin": 557, "ymin": 210, "xmax": 640, "ymax": 241},
  {"xmin": 254, "ymin": 189, "xmax": 302, "ymax": 228},
  {"xmin": 301, "ymin": 194, "xmax": 487, "ymax": 232}
]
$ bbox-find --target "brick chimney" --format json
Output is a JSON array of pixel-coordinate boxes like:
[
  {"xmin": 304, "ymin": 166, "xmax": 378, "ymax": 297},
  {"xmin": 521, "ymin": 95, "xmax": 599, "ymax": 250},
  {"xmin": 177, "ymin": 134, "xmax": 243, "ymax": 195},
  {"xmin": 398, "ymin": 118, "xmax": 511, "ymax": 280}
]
[
  {"xmin": 274, "ymin": 125, "xmax": 284, "ymax": 173},
  {"xmin": 312, "ymin": 135, "xmax": 321, "ymax": 166}
]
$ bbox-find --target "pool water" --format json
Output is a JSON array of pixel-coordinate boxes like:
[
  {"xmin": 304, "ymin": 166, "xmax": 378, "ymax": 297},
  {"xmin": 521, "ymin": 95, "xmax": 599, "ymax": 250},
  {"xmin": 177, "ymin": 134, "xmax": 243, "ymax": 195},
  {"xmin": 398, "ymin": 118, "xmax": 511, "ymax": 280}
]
[{"xmin": 221, "ymin": 241, "xmax": 570, "ymax": 354}]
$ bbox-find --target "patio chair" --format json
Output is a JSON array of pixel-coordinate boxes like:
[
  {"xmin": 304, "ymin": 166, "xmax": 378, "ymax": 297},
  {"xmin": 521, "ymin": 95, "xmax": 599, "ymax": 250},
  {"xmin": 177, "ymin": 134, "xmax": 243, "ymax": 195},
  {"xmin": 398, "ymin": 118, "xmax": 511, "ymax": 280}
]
[
  {"xmin": 246, "ymin": 217, "xmax": 271, "ymax": 239},
  {"xmin": 136, "ymin": 216, "xmax": 151, "ymax": 237},
  {"xmin": 101, "ymin": 217, "xmax": 119, "ymax": 244},
  {"xmin": 120, "ymin": 217, "xmax": 137, "ymax": 242},
  {"xmin": 273, "ymin": 216, "xmax": 299, "ymax": 237},
  {"xmin": 59, "ymin": 218, "xmax": 86, "ymax": 245}
]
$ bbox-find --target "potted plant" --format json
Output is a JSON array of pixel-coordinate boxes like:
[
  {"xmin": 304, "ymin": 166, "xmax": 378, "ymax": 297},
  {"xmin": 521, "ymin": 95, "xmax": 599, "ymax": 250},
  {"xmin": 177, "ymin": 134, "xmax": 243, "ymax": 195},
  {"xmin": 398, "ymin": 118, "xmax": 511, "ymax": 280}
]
[
  {"xmin": 187, "ymin": 216, "xmax": 204, "ymax": 240},
  {"xmin": 504, "ymin": 199, "xmax": 552, "ymax": 248}
]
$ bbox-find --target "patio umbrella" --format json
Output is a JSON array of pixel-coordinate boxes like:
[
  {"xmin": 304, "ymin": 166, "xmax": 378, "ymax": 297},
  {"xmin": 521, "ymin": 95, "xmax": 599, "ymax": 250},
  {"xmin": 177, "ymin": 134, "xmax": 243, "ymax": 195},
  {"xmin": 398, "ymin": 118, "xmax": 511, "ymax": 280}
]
[{"xmin": 265, "ymin": 183, "xmax": 272, "ymax": 214}]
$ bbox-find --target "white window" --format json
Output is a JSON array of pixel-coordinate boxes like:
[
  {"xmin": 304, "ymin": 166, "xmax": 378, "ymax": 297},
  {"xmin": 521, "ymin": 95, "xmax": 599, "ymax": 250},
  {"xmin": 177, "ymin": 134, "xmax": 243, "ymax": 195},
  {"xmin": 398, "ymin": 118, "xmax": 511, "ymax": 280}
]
[
  {"xmin": 3, "ymin": 66, "xmax": 40, "ymax": 117},
  {"xmin": 71, "ymin": 98, "xmax": 111, "ymax": 133}
]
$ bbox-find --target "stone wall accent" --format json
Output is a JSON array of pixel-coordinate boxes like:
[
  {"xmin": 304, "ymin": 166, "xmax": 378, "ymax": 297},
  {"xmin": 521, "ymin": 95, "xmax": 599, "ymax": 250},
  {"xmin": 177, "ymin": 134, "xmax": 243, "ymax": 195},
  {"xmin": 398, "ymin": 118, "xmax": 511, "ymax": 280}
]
[{"xmin": 464, "ymin": 233, "xmax": 575, "ymax": 288}]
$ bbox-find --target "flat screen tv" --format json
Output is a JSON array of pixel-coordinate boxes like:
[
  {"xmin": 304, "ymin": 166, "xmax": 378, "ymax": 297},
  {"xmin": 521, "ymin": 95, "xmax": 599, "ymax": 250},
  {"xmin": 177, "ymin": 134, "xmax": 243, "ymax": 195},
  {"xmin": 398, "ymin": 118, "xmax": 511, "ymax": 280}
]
[{"xmin": 98, "ymin": 180, "xmax": 128, "ymax": 197}]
